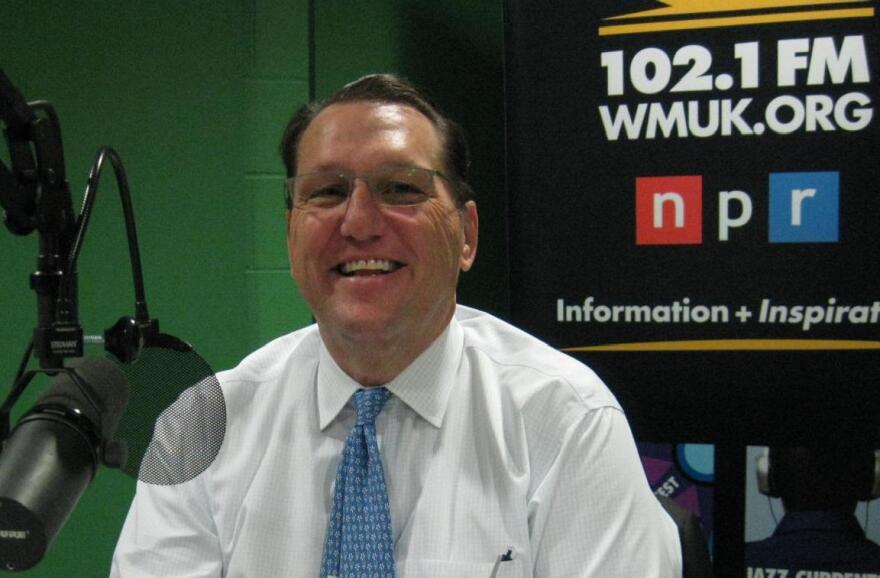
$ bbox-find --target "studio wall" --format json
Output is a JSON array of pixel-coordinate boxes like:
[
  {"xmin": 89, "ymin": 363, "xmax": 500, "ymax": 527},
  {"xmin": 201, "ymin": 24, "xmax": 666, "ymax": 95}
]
[{"xmin": 0, "ymin": 1, "xmax": 504, "ymax": 575}]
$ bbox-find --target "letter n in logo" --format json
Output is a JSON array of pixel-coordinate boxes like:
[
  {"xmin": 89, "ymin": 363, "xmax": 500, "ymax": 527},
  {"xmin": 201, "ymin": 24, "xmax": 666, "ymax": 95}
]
[{"xmin": 636, "ymin": 176, "xmax": 702, "ymax": 245}]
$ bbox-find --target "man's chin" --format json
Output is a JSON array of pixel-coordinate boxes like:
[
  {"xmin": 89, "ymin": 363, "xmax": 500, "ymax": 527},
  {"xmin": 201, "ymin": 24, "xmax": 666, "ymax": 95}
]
[
  {"xmin": 321, "ymin": 309, "xmax": 402, "ymax": 341},
  {"xmin": 315, "ymin": 300, "xmax": 455, "ymax": 350}
]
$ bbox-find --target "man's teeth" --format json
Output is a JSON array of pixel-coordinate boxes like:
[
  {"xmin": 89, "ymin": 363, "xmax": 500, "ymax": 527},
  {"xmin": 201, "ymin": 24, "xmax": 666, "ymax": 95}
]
[{"xmin": 340, "ymin": 259, "xmax": 397, "ymax": 275}]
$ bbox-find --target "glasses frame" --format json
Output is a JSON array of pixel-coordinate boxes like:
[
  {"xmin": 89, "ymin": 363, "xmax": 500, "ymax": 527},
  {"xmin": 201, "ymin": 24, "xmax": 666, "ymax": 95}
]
[{"xmin": 285, "ymin": 165, "xmax": 451, "ymax": 212}]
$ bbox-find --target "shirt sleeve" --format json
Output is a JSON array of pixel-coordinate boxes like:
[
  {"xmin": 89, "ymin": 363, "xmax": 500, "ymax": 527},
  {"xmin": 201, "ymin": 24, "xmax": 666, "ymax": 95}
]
[
  {"xmin": 527, "ymin": 406, "xmax": 682, "ymax": 577},
  {"xmin": 109, "ymin": 476, "xmax": 223, "ymax": 578}
]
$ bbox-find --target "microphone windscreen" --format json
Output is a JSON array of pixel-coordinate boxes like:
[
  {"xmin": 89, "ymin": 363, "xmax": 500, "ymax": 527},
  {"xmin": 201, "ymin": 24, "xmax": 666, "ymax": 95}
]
[
  {"xmin": 114, "ymin": 334, "xmax": 225, "ymax": 486},
  {"xmin": 36, "ymin": 356, "xmax": 130, "ymax": 437}
]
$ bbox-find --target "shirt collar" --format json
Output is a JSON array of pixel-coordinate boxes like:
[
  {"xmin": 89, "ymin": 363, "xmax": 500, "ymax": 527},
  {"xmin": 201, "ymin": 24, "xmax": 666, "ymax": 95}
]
[
  {"xmin": 316, "ymin": 316, "xmax": 464, "ymax": 430},
  {"xmin": 316, "ymin": 341, "xmax": 360, "ymax": 430}
]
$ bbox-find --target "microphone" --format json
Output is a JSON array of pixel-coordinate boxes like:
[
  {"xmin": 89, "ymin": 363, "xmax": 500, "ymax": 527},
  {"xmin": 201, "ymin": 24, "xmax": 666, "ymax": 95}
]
[{"xmin": 0, "ymin": 357, "xmax": 129, "ymax": 571}]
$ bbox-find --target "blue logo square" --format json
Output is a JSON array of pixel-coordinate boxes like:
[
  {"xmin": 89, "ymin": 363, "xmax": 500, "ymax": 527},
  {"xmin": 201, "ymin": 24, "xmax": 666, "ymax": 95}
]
[{"xmin": 769, "ymin": 171, "xmax": 839, "ymax": 243}]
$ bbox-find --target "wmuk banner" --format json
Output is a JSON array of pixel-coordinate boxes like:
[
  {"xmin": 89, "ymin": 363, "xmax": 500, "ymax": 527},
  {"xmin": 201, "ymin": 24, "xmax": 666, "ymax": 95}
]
[
  {"xmin": 505, "ymin": 0, "xmax": 878, "ymax": 438},
  {"xmin": 505, "ymin": 0, "xmax": 879, "ymax": 572}
]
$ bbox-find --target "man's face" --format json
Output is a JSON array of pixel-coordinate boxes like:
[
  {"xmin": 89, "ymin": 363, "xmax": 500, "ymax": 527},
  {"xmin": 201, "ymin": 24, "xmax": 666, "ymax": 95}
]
[{"xmin": 287, "ymin": 101, "xmax": 478, "ymax": 350}]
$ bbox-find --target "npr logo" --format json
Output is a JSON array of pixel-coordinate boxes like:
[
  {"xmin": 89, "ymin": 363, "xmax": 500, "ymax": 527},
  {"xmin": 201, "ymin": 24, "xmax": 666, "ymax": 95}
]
[{"xmin": 635, "ymin": 172, "xmax": 839, "ymax": 245}]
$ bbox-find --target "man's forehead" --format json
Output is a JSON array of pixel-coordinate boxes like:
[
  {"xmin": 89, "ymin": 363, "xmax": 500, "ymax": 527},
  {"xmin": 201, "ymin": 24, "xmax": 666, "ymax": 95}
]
[
  {"xmin": 298, "ymin": 101, "xmax": 443, "ymax": 168},
  {"xmin": 311, "ymin": 101, "xmax": 435, "ymax": 135}
]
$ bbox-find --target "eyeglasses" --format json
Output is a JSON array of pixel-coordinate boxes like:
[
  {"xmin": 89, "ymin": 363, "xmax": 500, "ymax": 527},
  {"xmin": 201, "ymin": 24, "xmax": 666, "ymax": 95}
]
[{"xmin": 286, "ymin": 166, "xmax": 449, "ymax": 211}]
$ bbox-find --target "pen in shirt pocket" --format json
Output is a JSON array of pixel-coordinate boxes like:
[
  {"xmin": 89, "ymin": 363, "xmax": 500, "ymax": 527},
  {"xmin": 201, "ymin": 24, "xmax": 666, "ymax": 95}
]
[{"xmin": 489, "ymin": 547, "xmax": 514, "ymax": 577}]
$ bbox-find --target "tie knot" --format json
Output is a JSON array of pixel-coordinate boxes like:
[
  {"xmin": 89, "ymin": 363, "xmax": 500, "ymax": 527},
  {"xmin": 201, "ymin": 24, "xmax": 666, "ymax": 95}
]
[{"xmin": 354, "ymin": 387, "xmax": 391, "ymax": 426}]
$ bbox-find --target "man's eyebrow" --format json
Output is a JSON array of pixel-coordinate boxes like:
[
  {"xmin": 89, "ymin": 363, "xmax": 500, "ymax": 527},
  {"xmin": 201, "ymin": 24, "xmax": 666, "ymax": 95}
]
[
  {"xmin": 299, "ymin": 161, "xmax": 429, "ymax": 174},
  {"xmin": 296, "ymin": 163, "xmax": 347, "ymax": 174}
]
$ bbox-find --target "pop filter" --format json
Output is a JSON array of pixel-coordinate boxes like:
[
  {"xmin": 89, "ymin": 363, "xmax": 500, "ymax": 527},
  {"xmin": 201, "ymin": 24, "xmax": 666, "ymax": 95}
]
[{"xmin": 114, "ymin": 334, "xmax": 225, "ymax": 485}]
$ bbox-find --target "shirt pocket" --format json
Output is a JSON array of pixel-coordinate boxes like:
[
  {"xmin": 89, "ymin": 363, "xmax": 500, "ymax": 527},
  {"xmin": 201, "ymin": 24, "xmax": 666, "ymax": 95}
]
[{"xmin": 398, "ymin": 558, "xmax": 525, "ymax": 578}]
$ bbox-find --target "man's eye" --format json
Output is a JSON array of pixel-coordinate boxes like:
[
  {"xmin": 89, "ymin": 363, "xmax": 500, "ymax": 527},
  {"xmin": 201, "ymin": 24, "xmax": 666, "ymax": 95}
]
[
  {"xmin": 379, "ymin": 181, "xmax": 428, "ymax": 205},
  {"xmin": 307, "ymin": 185, "xmax": 348, "ymax": 205}
]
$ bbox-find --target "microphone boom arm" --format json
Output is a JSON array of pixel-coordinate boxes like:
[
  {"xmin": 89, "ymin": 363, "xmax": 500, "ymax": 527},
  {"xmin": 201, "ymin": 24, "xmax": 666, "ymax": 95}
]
[
  {"xmin": 0, "ymin": 68, "xmax": 79, "ymax": 369},
  {"xmin": 0, "ymin": 67, "xmax": 38, "ymax": 235}
]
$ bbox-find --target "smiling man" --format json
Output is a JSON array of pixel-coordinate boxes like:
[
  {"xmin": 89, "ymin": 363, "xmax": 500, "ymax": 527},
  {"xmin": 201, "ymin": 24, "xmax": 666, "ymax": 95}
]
[
  {"xmin": 286, "ymin": 95, "xmax": 477, "ymax": 386},
  {"xmin": 111, "ymin": 74, "xmax": 681, "ymax": 577}
]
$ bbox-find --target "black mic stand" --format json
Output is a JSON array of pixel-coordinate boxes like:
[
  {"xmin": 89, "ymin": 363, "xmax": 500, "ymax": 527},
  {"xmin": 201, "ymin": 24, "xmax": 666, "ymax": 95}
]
[
  {"xmin": 0, "ymin": 68, "xmax": 157, "ymax": 444},
  {"xmin": 0, "ymin": 68, "xmax": 79, "ymax": 371}
]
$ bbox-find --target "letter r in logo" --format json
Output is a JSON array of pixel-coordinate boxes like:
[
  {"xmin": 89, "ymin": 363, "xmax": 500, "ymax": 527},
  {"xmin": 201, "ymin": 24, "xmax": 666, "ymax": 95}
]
[
  {"xmin": 636, "ymin": 176, "xmax": 702, "ymax": 245},
  {"xmin": 769, "ymin": 171, "xmax": 839, "ymax": 243}
]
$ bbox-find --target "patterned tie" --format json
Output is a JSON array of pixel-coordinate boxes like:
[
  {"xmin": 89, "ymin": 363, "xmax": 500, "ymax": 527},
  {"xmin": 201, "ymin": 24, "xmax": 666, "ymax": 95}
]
[{"xmin": 320, "ymin": 387, "xmax": 395, "ymax": 578}]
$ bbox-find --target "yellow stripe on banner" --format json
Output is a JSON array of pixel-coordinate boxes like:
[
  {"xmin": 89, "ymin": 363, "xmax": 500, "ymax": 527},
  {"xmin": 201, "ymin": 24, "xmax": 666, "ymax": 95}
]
[
  {"xmin": 563, "ymin": 339, "xmax": 880, "ymax": 352},
  {"xmin": 598, "ymin": 8, "xmax": 875, "ymax": 36}
]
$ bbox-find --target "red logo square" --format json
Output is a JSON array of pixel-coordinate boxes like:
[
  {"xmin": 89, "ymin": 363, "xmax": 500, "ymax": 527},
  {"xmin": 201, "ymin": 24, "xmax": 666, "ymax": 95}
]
[{"xmin": 636, "ymin": 176, "xmax": 703, "ymax": 245}]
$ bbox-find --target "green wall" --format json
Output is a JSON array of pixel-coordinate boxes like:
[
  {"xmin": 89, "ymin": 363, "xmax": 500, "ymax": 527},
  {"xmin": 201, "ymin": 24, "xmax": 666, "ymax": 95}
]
[{"xmin": 1, "ymin": 1, "xmax": 503, "ymax": 575}]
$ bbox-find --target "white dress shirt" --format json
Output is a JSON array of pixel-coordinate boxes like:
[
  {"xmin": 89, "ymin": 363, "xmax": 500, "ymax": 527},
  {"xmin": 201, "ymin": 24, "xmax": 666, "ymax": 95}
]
[{"xmin": 111, "ymin": 305, "xmax": 681, "ymax": 577}]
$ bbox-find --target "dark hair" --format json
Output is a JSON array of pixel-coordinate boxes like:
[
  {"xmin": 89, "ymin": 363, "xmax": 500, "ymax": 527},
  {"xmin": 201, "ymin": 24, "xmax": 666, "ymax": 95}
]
[
  {"xmin": 280, "ymin": 74, "xmax": 473, "ymax": 208},
  {"xmin": 769, "ymin": 446, "xmax": 876, "ymax": 511}
]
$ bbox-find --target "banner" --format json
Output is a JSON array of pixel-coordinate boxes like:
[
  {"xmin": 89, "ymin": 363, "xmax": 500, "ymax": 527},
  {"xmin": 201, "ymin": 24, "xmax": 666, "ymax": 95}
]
[{"xmin": 505, "ymin": 0, "xmax": 880, "ymax": 571}]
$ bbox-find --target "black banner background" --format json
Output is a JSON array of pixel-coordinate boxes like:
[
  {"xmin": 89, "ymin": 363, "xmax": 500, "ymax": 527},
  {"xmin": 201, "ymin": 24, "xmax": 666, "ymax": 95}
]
[{"xmin": 505, "ymin": 1, "xmax": 879, "ymax": 573}]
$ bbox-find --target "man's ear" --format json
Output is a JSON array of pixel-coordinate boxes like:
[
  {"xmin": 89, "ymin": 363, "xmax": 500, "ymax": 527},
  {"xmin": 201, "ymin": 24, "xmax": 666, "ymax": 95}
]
[
  {"xmin": 459, "ymin": 201, "xmax": 478, "ymax": 272},
  {"xmin": 286, "ymin": 210, "xmax": 296, "ymax": 277}
]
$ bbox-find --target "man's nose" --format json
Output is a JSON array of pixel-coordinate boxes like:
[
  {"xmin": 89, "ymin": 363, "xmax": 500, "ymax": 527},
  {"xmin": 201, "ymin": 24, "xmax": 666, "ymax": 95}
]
[{"xmin": 339, "ymin": 180, "xmax": 386, "ymax": 240}]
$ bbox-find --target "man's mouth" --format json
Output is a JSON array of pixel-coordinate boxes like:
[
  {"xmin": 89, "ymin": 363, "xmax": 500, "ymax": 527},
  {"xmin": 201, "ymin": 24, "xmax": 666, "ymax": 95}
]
[{"xmin": 336, "ymin": 259, "xmax": 403, "ymax": 277}]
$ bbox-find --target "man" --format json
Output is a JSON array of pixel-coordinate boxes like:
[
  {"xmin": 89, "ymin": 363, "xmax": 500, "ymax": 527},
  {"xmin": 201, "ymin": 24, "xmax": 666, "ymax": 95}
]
[
  {"xmin": 746, "ymin": 446, "xmax": 880, "ymax": 573},
  {"xmin": 111, "ymin": 74, "xmax": 681, "ymax": 576}
]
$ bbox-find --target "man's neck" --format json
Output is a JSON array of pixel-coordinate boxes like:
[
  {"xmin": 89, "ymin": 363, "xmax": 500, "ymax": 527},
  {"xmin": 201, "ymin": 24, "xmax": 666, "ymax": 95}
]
[
  {"xmin": 319, "ymin": 313, "xmax": 453, "ymax": 386},
  {"xmin": 325, "ymin": 339, "xmax": 413, "ymax": 386}
]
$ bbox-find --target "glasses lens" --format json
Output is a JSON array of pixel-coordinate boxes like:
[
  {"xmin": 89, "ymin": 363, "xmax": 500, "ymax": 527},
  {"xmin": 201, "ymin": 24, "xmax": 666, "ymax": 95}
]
[
  {"xmin": 290, "ymin": 167, "xmax": 438, "ymax": 211},
  {"xmin": 292, "ymin": 172, "xmax": 351, "ymax": 209},
  {"xmin": 371, "ymin": 167, "xmax": 435, "ymax": 206}
]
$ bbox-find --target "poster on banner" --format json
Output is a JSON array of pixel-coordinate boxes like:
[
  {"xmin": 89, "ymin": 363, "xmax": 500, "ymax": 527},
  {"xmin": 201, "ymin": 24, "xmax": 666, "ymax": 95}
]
[
  {"xmin": 504, "ymin": 1, "xmax": 880, "ymax": 441},
  {"xmin": 744, "ymin": 445, "xmax": 880, "ymax": 576},
  {"xmin": 639, "ymin": 442, "xmax": 716, "ymax": 549}
]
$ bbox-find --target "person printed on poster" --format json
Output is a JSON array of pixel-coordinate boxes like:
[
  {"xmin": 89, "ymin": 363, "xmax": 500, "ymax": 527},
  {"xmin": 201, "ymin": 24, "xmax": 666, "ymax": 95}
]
[{"xmin": 745, "ymin": 446, "xmax": 880, "ymax": 577}]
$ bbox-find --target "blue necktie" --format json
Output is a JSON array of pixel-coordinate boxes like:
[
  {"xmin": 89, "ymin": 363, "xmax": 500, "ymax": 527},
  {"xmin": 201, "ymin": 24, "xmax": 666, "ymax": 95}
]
[{"xmin": 320, "ymin": 387, "xmax": 395, "ymax": 577}]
